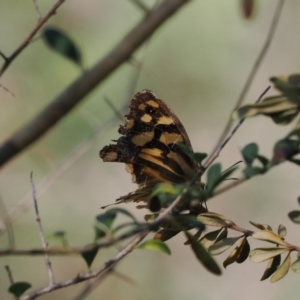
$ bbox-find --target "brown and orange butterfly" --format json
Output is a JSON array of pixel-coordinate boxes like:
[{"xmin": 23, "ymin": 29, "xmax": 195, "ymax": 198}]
[{"xmin": 100, "ymin": 90, "xmax": 200, "ymax": 206}]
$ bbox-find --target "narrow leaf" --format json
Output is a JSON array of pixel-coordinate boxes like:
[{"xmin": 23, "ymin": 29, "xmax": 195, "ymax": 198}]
[
  {"xmin": 198, "ymin": 212, "xmax": 233, "ymax": 227},
  {"xmin": 288, "ymin": 210, "xmax": 300, "ymax": 224},
  {"xmin": 200, "ymin": 228, "xmax": 223, "ymax": 249},
  {"xmin": 137, "ymin": 240, "xmax": 171, "ymax": 255},
  {"xmin": 8, "ymin": 282, "xmax": 32, "ymax": 297},
  {"xmin": 185, "ymin": 231, "xmax": 221, "ymax": 275},
  {"xmin": 206, "ymin": 163, "xmax": 222, "ymax": 195},
  {"xmin": 261, "ymin": 255, "xmax": 281, "ymax": 281},
  {"xmin": 270, "ymin": 253, "xmax": 291, "ymax": 282},
  {"xmin": 209, "ymin": 237, "xmax": 241, "ymax": 255},
  {"xmin": 277, "ymin": 224, "xmax": 287, "ymax": 238},
  {"xmin": 193, "ymin": 152, "xmax": 207, "ymax": 165},
  {"xmin": 250, "ymin": 247, "xmax": 288, "ymax": 263},
  {"xmin": 291, "ymin": 259, "xmax": 300, "ymax": 273},
  {"xmin": 184, "ymin": 229, "xmax": 203, "ymax": 245},
  {"xmin": 249, "ymin": 221, "xmax": 272, "ymax": 231},
  {"xmin": 223, "ymin": 244, "xmax": 241, "ymax": 268},
  {"xmin": 252, "ymin": 230, "xmax": 287, "ymax": 246}
]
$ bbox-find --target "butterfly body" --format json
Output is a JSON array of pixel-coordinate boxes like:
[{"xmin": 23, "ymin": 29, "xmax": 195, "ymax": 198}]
[{"xmin": 100, "ymin": 90, "xmax": 199, "ymax": 205}]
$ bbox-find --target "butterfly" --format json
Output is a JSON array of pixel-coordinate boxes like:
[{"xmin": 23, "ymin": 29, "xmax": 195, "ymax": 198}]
[{"xmin": 99, "ymin": 89, "xmax": 200, "ymax": 207}]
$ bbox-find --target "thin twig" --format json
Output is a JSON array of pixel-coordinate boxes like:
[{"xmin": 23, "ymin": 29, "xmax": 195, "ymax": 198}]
[
  {"xmin": 0, "ymin": 0, "xmax": 190, "ymax": 168},
  {"xmin": 0, "ymin": 0, "xmax": 65, "ymax": 77},
  {"xmin": 5, "ymin": 265, "xmax": 14, "ymax": 285},
  {"xmin": 72, "ymin": 269, "xmax": 113, "ymax": 300},
  {"xmin": 0, "ymin": 83, "xmax": 15, "ymax": 97},
  {"xmin": 32, "ymin": 0, "xmax": 42, "ymax": 20},
  {"xmin": 30, "ymin": 172, "xmax": 55, "ymax": 286},
  {"xmin": 203, "ymin": 86, "xmax": 271, "ymax": 169},
  {"xmin": 20, "ymin": 189, "xmax": 185, "ymax": 299},
  {"xmin": 0, "ymin": 50, "xmax": 7, "ymax": 61},
  {"xmin": 190, "ymin": 86, "xmax": 271, "ymax": 186},
  {"xmin": 202, "ymin": 0, "xmax": 285, "ymax": 171}
]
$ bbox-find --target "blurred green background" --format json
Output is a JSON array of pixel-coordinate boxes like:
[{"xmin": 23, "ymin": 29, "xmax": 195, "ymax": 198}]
[{"xmin": 1, "ymin": 0, "xmax": 300, "ymax": 299}]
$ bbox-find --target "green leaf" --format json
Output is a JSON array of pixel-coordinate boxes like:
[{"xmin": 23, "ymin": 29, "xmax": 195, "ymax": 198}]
[
  {"xmin": 243, "ymin": 166, "xmax": 263, "ymax": 178},
  {"xmin": 42, "ymin": 26, "xmax": 82, "ymax": 68},
  {"xmin": 94, "ymin": 225, "xmax": 106, "ymax": 240},
  {"xmin": 137, "ymin": 240, "xmax": 171, "ymax": 255},
  {"xmin": 214, "ymin": 228, "xmax": 228, "ymax": 243},
  {"xmin": 277, "ymin": 224, "xmax": 287, "ymax": 238},
  {"xmin": 8, "ymin": 282, "xmax": 31, "ymax": 297},
  {"xmin": 197, "ymin": 212, "xmax": 233, "ymax": 228},
  {"xmin": 256, "ymin": 154, "xmax": 269, "ymax": 168},
  {"xmin": 273, "ymin": 138, "xmax": 300, "ymax": 164},
  {"xmin": 249, "ymin": 220, "xmax": 272, "ymax": 231},
  {"xmin": 81, "ymin": 245, "xmax": 98, "ymax": 268},
  {"xmin": 200, "ymin": 228, "xmax": 223, "ymax": 250},
  {"xmin": 250, "ymin": 247, "xmax": 288, "ymax": 263},
  {"xmin": 206, "ymin": 163, "xmax": 221, "ymax": 195},
  {"xmin": 288, "ymin": 210, "xmax": 300, "ymax": 224},
  {"xmin": 291, "ymin": 258, "xmax": 300, "ymax": 273},
  {"xmin": 270, "ymin": 253, "xmax": 291, "ymax": 282},
  {"xmin": 209, "ymin": 237, "xmax": 241, "ymax": 255},
  {"xmin": 261, "ymin": 255, "xmax": 281, "ymax": 281},
  {"xmin": 252, "ymin": 230, "xmax": 287, "ymax": 246},
  {"xmin": 241, "ymin": 143, "xmax": 258, "ymax": 166},
  {"xmin": 185, "ymin": 231, "xmax": 221, "ymax": 275},
  {"xmin": 205, "ymin": 164, "xmax": 237, "ymax": 197},
  {"xmin": 193, "ymin": 152, "xmax": 207, "ymax": 165},
  {"xmin": 184, "ymin": 229, "xmax": 204, "ymax": 245},
  {"xmin": 233, "ymin": 95, "xmax": 299, "ymax": 123}
]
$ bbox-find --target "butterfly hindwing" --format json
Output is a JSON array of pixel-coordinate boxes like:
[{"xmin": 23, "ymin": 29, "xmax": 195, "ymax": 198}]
[{"xmin": 100, "ymin": 90, "xmax": 198, "ymax": 204}]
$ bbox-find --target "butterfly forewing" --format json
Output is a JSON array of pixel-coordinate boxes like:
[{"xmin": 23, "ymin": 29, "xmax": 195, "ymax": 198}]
[{"xmin": 100, "ymin": 89, "xmax": 198, "ymax": 204}]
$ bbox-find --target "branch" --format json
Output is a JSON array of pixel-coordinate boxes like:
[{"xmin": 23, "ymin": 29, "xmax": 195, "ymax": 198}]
[
  {"xmin": 0, "ymin": 0, "xmax": 190, "ymax": 168},
  {"xmin": 30, "ymin": 173, "xmax": 55, "ymax": 286},
  {"xmin": 0, "ymin": 0, "xmax": 65, "ymax": 77},
  {"xmin": 201, "ymin": 0, "xmax": 285, "ymax": 174}
]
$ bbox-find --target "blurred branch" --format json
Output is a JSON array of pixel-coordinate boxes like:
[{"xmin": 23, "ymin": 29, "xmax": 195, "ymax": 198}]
[
  {"xmin": 5, "ymin": 265, "xmax": 14, "ymax": 285},
  {"xmin": 0, "ymin": 0, "xmax": 190, "ymax": 168},
  {"xmin": 0, "ymin": 0, "xmax": 65, "ymax": 77},
  {"xmin": 31, "ymin": 172, "xmax": 55, "ymax": 286},
  {"xmin": 202, "ymin": 0, "xmax": 285, "ymax": 173},
  {"xmin": 0, "ymin": 35, "xmax": 151, "ymax": 234},
  {"xmin": 32, "ymin": 0, "xmax": 42, "ymax": 20},
  {"xmin": 191, "ymin": 85, "xmax": 271, "ymax": 185}
]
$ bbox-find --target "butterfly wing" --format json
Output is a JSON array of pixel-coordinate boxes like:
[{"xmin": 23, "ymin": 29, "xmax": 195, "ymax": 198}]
[{"xmin": 100, "ymin": 90, "xmax": 198, "ymax": 204}]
